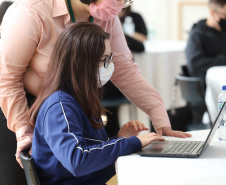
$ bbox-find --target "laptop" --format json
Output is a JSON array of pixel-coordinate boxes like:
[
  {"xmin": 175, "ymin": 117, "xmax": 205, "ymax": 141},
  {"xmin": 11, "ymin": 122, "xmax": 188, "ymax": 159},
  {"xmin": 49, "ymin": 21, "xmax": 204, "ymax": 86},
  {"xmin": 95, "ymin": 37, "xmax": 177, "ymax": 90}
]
[{"xmin": 137, "ymin": 102, "xmax": 226, "ymax": 158}]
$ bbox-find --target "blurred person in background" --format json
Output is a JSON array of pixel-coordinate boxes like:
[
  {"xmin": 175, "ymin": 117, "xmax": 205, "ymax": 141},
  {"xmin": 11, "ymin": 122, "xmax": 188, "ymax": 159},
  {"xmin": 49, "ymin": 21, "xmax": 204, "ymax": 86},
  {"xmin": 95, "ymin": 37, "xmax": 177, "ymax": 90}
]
[
  {"xmin": 186, "ymin": 0, "xmax": 226, "ymax": 91},
  {"xmin": 119, "ymin": 5, "xmax": 147, "ymax": 52},
  {"xmin": 185, "ymin": 0, "xmax": 226, "ymax": 123}
]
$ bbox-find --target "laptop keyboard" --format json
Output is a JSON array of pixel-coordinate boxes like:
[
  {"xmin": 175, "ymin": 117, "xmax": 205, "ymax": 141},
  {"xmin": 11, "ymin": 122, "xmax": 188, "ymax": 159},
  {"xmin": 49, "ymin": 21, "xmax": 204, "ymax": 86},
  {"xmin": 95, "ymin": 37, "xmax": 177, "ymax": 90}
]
[{"xmin": 161, "ymin": 141, "xmax": 202, "ymax": 154}]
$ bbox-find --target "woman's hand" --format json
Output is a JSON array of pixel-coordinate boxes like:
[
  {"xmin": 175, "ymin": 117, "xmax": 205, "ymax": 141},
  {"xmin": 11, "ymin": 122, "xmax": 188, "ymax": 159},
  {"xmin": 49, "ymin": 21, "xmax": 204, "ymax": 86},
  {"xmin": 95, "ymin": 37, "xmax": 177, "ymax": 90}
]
[
  {"xmin": 137, "ymin": 133, "xmax": 165, "ymax": 148},
  {"xmin": 118, "ymin": 120, "xmax": 149, "ymax": 138},
  {"xmin": 16, "ymin": 137, "xmax": 32, "ymax": 168},
  {"xmin": 15, "ymin": 125, "xmax": 34, "ymax": 168},
  {"xmin": 156, "ymin": 126, "xmax": 192, "ymax": 138}
]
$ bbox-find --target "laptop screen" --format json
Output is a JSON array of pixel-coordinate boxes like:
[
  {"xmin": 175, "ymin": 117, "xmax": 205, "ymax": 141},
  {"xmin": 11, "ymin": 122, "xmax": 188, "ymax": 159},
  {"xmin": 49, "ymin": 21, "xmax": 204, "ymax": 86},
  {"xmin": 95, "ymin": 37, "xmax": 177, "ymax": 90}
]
[{"xmin": 200, "ymin": 102, "xmax": 226, "ymax": 154}]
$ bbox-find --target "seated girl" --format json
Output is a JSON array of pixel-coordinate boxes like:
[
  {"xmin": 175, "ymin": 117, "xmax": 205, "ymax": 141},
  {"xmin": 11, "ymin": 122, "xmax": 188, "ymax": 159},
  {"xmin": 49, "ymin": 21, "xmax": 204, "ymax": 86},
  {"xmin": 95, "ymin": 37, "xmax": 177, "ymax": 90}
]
[{"xmin": 27, "ymin": 22, "xmax": 165, "ymax": 185}]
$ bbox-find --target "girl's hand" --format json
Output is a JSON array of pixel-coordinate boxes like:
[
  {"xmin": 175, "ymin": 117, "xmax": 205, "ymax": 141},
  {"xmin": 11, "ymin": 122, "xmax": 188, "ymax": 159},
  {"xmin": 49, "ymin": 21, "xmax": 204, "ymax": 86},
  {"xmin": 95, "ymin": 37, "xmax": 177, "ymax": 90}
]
[
  {"xmin": 118, "ymin": 120, "xmax": 149, "ymax": 138},
  {"xmin": 137, "ymin": 133, "xmax": 165, "ymax": 148}
]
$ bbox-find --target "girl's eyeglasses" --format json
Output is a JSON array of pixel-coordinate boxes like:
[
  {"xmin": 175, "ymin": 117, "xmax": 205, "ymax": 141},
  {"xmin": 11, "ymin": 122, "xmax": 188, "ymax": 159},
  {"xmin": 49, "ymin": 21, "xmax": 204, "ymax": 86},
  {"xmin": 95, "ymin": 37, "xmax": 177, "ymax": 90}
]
[
  {"xmin": 113, "ymin": 0, "xmax": 134, "ymax": 8},
  {"xmin": 100, "ymin": 52, "xmax": 113, "ymax": 68}
]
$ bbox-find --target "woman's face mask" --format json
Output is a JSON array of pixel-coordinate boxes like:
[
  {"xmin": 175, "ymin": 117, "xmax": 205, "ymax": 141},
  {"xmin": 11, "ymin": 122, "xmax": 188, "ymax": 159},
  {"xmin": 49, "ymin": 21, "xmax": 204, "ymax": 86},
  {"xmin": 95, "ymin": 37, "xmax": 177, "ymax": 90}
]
[
  {"xmin": 90, "ymin": 0, "xmax": 129, "ymax": 21},
  {"xmin": 98, "ymin": 62, "xmax": 114, "ymax": 87}
]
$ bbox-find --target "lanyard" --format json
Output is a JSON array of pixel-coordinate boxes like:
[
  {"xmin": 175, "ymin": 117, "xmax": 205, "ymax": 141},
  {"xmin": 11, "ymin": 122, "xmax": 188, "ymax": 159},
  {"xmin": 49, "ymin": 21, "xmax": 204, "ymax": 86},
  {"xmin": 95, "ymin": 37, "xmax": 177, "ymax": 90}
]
[{"xmin": 67, "ymin": 0, "xmax": 93, "ymax": 23}]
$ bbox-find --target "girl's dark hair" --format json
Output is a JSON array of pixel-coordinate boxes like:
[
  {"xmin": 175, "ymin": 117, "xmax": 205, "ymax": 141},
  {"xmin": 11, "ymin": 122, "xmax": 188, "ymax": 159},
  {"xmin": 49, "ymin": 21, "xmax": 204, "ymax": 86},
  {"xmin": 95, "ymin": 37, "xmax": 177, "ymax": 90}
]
[{"xmin": 27, "ymin": 22, "xmax": 110, "ymax": 129}]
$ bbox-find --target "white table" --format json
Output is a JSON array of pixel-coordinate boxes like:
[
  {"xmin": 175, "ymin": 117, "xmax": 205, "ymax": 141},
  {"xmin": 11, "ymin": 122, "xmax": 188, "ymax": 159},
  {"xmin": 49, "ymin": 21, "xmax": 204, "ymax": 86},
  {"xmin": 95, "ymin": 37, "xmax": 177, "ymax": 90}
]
[
  {"xmin": 205, "ymin": 66, "xmax": 226, "ymax": 122},
  {"xmin": 116, "ymin": 130, "xmax": 226, "ymax": 185}
]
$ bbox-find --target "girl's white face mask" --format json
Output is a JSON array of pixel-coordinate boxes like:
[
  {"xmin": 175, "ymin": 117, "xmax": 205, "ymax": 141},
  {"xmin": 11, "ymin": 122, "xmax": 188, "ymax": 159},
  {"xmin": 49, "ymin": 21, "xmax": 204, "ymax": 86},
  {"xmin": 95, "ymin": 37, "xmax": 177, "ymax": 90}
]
[{"xmin": 98, "ymin": 62, "xmax": 114, "ymax": 87}]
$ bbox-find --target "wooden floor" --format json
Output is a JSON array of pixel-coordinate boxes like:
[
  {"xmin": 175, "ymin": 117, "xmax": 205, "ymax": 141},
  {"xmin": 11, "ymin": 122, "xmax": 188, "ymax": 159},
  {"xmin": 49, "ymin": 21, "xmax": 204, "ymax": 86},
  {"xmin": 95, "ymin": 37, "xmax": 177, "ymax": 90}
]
[{"xmin": 106, "ymin": 175, "xmax": 118, "ymax": 185}]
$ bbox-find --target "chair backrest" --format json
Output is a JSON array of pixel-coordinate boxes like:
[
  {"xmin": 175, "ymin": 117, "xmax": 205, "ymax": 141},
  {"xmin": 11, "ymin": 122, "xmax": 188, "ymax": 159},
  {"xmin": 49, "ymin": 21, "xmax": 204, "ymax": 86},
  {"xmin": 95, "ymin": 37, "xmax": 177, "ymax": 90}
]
[
  {"xmin": 19, "ymin": 151, "xmax": 40, "ymax": 185},
  {"xmin": 176, "ymin": 74, "xmax": 212, "ymax": 127},
  {"xmin": 181, "ymin": 65, "xmax": 190, "ymax": 77},
  {"xmin": 176, "ymin": 74, "xmax": 205, "ymax": 104}
]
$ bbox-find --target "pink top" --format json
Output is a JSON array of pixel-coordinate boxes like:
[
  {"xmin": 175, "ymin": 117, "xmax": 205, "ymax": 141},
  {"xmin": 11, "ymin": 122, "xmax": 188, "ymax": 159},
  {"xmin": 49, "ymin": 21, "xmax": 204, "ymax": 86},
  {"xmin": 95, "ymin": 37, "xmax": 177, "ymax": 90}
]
[{"xmin": 0, "ymin": 0, "xmax": 170, "ymax": 136}]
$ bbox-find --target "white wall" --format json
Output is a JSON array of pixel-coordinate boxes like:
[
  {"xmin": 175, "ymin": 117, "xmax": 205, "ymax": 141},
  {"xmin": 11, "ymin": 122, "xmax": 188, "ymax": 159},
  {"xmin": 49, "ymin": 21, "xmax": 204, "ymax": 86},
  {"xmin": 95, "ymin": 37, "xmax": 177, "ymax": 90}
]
[
  {"xmin": 1, "ymin": 0, "xmax": 209, "ymax": 40},
  {"xmin": 131, "ymin": 0, "xmax": 209, "ymax": 40}
]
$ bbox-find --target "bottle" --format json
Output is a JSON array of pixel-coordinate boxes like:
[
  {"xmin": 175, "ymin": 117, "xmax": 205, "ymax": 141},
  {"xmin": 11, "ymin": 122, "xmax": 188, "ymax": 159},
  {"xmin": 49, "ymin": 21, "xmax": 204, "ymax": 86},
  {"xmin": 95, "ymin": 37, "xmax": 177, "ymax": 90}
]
[
  {"xmin": 148, "ymin": 23, "xmax": 157, "ymax": 41},
  {"xmin": 218, "ymin": 85, "xmax": 226, "ymax": 141},
  {"xmin": 123, "ymin": 16, "xmax": 135, "ymax": 36}
]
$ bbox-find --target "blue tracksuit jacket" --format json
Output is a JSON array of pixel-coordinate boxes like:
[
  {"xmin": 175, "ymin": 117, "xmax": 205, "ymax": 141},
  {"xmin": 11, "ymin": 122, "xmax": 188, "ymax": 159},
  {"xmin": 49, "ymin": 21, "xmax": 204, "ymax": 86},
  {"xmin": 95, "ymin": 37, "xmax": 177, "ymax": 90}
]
[{"xmin": 31, "ymin": 90, "xmax": 142, "ymax": 185}]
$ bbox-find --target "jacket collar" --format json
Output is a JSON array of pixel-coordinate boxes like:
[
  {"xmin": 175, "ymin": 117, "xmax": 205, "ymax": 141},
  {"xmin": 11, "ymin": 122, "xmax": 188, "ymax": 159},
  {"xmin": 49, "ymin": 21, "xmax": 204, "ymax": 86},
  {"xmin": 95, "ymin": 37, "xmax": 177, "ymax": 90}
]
[{"xmin": 52, "ymin": 0, "xmax": 70, "ymax": 23}]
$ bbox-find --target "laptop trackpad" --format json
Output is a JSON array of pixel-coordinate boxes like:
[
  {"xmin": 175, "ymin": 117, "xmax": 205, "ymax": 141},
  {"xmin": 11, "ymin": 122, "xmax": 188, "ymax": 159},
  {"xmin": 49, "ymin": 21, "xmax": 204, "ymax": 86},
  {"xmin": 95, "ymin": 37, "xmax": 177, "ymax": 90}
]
[{"xmin": 142, "ymin": 140, "xmax": 172, "ymax": 153}]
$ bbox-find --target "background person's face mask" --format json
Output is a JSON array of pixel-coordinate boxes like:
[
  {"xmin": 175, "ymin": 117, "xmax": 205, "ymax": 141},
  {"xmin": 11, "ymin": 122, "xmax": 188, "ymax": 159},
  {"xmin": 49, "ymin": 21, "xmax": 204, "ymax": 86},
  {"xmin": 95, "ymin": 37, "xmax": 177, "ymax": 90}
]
[
  {"xmin": 90, "ymin": 0, "xmax": 124, "ymax": 21},
  {"xmin": 98, "ymin": 62, "xmax": 114, "ymax": 87},
  {"xmin": 219, "ymin": 19, "xmax": 226, "ymax": 31}
]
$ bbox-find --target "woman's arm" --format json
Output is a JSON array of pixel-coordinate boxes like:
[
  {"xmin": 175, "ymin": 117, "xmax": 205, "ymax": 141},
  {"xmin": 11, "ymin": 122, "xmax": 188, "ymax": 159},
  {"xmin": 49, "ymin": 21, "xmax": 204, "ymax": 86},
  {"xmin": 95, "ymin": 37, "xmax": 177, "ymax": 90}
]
[
  {"xmin": 132, "ymin": 32, "xmax": 147, "ymax": 42},
  {"xmin": 0, "ymin": 4, "xmax": 41, "ymax": 166},
  {"xmin": 0, "ymin": 4, "xmax": 40, "ymax": 131},
  {"xmin": 109, "ymin": 17, "xmax": 171, "ymax": 130}
]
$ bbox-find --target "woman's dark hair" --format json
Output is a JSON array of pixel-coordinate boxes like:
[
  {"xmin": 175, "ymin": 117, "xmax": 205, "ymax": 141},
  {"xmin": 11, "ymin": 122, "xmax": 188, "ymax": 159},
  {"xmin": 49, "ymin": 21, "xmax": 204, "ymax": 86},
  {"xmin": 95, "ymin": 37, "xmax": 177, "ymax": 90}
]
[
  {"xmin": 27, "ymin": 22, "xmax": 110, "ymax": 129},
  {"xmin": 121, "ymin": 6, "xmax": 132, "ymax": 18},
  {"xmin": 80, "ymin": 0, "xmax": 96, "ymax": 4}
]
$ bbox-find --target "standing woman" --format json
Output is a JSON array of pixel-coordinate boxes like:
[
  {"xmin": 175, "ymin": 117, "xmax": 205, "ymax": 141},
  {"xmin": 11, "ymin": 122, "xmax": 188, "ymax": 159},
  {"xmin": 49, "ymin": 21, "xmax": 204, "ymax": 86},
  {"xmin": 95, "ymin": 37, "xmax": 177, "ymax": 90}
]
[
  {"xmin": 28, "ymin": 22, "xmax": 165, "ymax": 185},
  {"xmin": 0, "ymin": 0, "xmax": 191, "ymax": 172}
]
